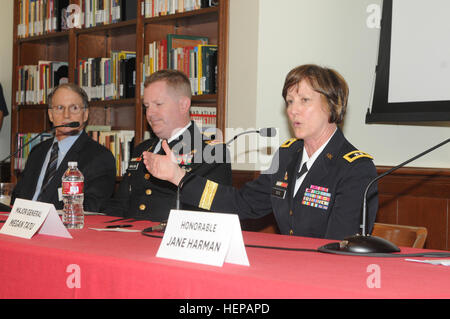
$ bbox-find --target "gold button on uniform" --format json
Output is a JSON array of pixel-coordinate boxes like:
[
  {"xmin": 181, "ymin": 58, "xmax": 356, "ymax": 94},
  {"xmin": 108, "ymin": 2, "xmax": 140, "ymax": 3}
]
[
  {"xmin": 144, "ymin": 173, "xmax": 150, "ymax": 180},
  {"xmin": 289, "ymin": 210, "xmax": 293, "ymax": 216},
  {"xmin": 145, "ymin": 189, "xmax": 152, "ymax": 195},
  {"xmin": 289, "ymin": 229, "xmax": 293, "ymax": 235},
  {"xmin": 139, "ymin": 204, "xmax": 146, "ymax": 211}
]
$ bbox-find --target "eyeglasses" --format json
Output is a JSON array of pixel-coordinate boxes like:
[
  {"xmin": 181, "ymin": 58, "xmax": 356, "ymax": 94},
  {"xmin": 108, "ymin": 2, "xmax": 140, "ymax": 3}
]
[{"xmin": 50, "ymin": 104, "xmax": 84, "ymax": 114}]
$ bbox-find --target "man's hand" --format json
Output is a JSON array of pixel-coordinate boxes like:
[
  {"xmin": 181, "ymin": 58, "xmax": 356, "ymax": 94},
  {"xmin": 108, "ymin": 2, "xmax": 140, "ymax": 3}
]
[{"xmin": 142, "ymin": 140, "xmax": 186, "ymax": 186}]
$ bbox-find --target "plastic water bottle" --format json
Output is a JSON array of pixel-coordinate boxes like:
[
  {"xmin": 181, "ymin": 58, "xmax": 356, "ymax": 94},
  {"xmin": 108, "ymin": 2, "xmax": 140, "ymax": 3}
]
[{"xmin": 62, "ymin": 162, "xmax": 84, "ymax": 229}]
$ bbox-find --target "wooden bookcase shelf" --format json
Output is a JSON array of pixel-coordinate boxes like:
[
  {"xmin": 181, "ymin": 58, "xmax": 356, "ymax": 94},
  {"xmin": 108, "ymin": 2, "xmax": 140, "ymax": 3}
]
[{"xmin": 10, "ymin": 0, "xmax": 229, "ymax": 183}]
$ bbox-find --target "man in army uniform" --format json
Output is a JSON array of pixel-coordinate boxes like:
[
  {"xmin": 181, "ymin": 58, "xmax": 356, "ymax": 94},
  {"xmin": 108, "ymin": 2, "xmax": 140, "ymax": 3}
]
[
  {"xmin": 100, "ymin": 70, "xmax": 231, "ymax": 221},
  {"xmin": 142, "ymin": 64, "xmax": 378, "ymax": 240}
]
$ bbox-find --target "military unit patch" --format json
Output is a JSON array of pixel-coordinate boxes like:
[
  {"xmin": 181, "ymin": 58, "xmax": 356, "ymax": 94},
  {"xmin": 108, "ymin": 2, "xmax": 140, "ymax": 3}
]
[{"xmin": 302, "ymin": 185, "xmax": 331, "ymax": 210}]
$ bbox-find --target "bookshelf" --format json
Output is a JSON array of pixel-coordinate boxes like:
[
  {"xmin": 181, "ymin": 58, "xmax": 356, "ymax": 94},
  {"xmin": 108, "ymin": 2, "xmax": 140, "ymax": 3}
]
[{"xmin": 10, "ymin": 0, "xmax": 229, "ymax": 183}]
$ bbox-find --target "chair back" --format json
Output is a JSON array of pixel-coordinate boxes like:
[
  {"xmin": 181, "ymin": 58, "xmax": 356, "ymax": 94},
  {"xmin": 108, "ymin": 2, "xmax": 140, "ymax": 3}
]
[{"xmin": 372, "ymin": 223, "xmax": 428, "ymax": 248}]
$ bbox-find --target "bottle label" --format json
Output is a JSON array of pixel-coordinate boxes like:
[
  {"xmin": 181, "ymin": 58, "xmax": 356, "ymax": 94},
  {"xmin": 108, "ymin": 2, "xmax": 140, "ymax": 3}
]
[{"xmin": 62, "ymin": 181, "xmax": 84, "ymax": 195}]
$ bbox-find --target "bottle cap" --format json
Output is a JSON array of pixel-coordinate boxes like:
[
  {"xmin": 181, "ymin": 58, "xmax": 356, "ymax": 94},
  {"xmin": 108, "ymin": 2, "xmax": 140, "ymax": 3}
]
[{"xmin": 68, "ymin": 161, "xmax": 78, "ymax": 167}]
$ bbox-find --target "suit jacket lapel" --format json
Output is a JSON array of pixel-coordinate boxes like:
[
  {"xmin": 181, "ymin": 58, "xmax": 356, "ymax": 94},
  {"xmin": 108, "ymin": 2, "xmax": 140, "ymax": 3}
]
[{"xmin": 27, "ymin": 139, "xmax": 54, "ymax": 199}]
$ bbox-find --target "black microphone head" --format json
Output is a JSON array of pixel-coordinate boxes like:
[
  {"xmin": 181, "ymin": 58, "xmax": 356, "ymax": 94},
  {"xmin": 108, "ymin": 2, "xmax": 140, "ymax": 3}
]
[
  {"xmin": 259, "ymin": 127, "xmax": 277, "ymax": 137},
  {"xmin": 65, "ymin": 121, "xmax": 80, "ymax": 128}
]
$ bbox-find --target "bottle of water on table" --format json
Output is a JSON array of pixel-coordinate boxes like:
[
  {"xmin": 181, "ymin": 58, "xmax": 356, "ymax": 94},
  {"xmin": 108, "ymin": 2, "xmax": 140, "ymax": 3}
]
[{"xmin": 62, "ymin": 161, "xmax": 84, "ymax": 229}]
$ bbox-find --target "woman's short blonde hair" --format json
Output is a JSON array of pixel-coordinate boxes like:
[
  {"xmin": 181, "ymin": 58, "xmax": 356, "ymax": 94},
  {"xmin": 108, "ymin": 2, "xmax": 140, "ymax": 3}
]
[{"xmin": 282, "ymin": 64, "xmax": 349, "ymax": 124}]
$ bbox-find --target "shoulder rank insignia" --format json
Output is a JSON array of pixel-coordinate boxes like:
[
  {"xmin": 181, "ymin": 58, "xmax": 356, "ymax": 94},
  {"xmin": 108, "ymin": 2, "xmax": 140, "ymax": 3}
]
[
  {"xmin": 343, "ymin": 150, "xmax": 373, "ymax": 163},
  {"xmin": 280, "ymin": 138, "xmax": 298, "ymax": 148}
]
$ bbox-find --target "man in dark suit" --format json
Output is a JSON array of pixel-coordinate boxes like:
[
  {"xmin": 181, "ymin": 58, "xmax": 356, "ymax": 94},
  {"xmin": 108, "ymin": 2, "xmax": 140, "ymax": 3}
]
[
  {"xmin": 142, "ymin": 64, "xmax": 378, "ymax": 240},
  {"xmin": 11, "ymin": 83, "xmax": 116, "ymax": 212},
  {"xmin": 100, "ymin": 70, "xmax": 232, "ymax": 221}
]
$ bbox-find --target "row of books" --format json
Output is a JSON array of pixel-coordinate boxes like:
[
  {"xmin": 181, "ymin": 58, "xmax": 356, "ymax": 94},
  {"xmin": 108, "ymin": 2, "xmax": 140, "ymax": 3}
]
[
  {"xmin": 17, "ymin": 0, "xmax": 138, "ymax": 38},
  {"xmin": 79, "ymin": 0, "xmax": 137, "ymax": 28},
  {"xmin": 142, "ymin": 0, "xmax": 218, "ymax": 18},
  {"xmin": 15, "ymin": 40, "xmax": 216, "ymax": 105},
  {"xmin": 190, "ymin": 106, "xmax": 216, "ymax": 130},
  {"xmin": 142, "ymin": 34, "xmax": 217, "ymax": 96},
  {"xmin": 85, "ymin": 127, "xmax": 134, "ymax": 177},
  {"xmin": 17, "ymin": 0, "xmax": 218, "ymax": 38},
  {"xmin": 14, "ymin": 132, "xmax": 53, "ymax": 171},
  {"xmin": 17, "ymin": 0, "xmax": 68, "ymax": 37},
  {"xmin": 77, "ymin": 51, "xmax": 136, "ymax": 101},
  {"xmin": 16, "ymin": 61, "xmax": 68, "ymax": 105}
]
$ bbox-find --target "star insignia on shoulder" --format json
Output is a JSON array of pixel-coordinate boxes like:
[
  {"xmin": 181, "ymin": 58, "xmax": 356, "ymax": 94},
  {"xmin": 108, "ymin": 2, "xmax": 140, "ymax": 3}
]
[{"xmin": 343, "ymin": 150, "xmax": 373, "ymax": 163}]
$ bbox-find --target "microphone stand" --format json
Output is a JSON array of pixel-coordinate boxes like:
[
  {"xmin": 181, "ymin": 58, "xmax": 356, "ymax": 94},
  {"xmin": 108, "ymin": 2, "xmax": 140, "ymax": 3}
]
[
  {"xmin": 319, "ymin": 137, "xmax": 450, "ymax": 255},
  {"xmin": 225, "ymin": 130, "xmax": 259, "ymax": 145},
  {"xmin": 0, "ymin": 122, "xmax": 80, "ymax": 166},
  {"xmin": 225, "ymin": 128, "xmax": 276, "ymax": 145}
]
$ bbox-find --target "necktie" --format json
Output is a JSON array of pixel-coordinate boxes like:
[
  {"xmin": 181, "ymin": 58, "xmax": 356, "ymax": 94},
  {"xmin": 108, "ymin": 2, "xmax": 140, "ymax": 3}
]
[
  {"xmin": 38, "ymin": 142, "xmax": 59, "ymax": 200},
  {"xmin": 296, "ymin": 162, "xmax": 308, "ymax": 179},
  {"xmin": 293, "ymin": 162, "xmax": 309, "ymax": 198}
]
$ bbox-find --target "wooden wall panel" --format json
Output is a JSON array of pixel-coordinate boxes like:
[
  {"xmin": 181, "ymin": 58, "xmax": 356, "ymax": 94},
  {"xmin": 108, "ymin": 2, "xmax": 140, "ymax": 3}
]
[
  {"xmin": 377, "ymin": 194, "xmax": 397, "ymax": 224},
  {"xmin": 397, "ymin": 197, "xmax": 447, "ymax": 250}
]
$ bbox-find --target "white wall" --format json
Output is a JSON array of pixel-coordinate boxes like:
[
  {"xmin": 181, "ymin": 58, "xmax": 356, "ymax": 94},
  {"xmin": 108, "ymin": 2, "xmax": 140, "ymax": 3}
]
[
  {"xmin": 226, "ymin": 0, "xmax": 260, "ymax": 170},
  {"xmin": 228, "ymin": 0, "xmax": 450, "ymax": 170},
  {"xmin": 0, "ymin": 1, "xmax": 13, "ymax": 161}
]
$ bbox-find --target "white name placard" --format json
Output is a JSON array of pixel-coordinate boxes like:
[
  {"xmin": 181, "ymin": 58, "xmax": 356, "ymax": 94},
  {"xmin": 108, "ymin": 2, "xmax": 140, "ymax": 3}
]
[
  {"xmin": 156, "ymin": 210, "xmax": 250, "ymax": 267},
  {"xmin": 0, "ymin": 198, "xmax": 72, "ymax": 239}
]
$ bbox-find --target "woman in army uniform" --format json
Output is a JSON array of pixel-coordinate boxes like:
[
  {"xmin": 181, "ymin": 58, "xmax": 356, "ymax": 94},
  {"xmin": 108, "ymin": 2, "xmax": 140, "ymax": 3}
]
[{"xmin": 142, "ymin": 64, "xmax": 378, "ymax": 240}]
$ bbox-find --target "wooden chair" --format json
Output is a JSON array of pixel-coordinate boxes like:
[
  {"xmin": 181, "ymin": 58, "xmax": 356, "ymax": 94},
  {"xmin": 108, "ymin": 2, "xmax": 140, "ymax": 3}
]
[{"xmin": 371, "ymin": 223, "xmax": 428, "ymax": 248}]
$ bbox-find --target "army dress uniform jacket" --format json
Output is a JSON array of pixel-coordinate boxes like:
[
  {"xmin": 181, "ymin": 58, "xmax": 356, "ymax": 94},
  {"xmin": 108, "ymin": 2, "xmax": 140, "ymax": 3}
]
[
  {"xmin": 101, "ymin": 121, "xmax": 232, "ymax": 221},
  {"xmin": 11, "ymin": 130, "xmax": 116, "ymax": 212},
  {"xmin": 180, "ymin": 128, "xmax": 378, "ymax": 240}
]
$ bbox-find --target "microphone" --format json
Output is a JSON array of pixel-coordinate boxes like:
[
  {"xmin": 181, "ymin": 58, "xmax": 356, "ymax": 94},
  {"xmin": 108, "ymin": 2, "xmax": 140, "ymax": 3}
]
[
  {"xmin": 0, "ymin": 121, "xmax": 80, "ymax": 165},
  {"xmin": 318, "ymin": 137, "xmax": 450, "ymax": 256},
  {"xmin": 61, "ymin": 121, "xmax": 81, "ymax": 128},
  {"xmin": 175, "ymin": 128, "xmax": 278, "ymax": 208},
  {"xmin": 259, "ymin": 127, "xmax": 277, "ymax": 138}
]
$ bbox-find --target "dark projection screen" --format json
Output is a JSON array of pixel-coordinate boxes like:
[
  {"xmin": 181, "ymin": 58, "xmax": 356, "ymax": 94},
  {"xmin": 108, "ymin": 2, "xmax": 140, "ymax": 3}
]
[{"xmin": 366, "ymin": 0, "xmax": 450, "ymax": 123}]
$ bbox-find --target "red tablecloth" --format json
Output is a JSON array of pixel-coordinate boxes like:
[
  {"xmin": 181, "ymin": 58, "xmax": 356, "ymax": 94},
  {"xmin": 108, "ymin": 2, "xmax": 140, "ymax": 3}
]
[{"xmin": 0, "ymin": 214, "xmax": 449, "ymax": 299}]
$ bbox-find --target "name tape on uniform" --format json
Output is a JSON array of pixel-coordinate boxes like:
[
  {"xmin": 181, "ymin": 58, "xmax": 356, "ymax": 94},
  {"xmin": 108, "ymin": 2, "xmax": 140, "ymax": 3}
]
[
  {"xmin": 0, "ymin": 198, "xmax": 72, "ymax": 239},
  {"xmin": 156, "ymin": 209, "xmax": 250, "ymax": 267}
]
